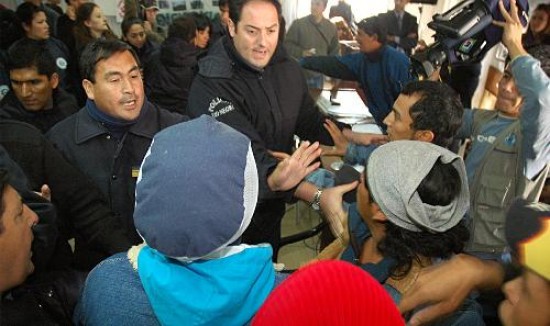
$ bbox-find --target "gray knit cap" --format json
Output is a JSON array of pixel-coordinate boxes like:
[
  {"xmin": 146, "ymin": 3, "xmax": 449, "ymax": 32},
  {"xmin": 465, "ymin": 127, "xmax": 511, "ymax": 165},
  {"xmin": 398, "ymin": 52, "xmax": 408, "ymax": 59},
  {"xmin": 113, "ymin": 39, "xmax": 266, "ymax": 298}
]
[{"xmin": 367, "ymin": 140, "xmax": 469, "ymax": 233}]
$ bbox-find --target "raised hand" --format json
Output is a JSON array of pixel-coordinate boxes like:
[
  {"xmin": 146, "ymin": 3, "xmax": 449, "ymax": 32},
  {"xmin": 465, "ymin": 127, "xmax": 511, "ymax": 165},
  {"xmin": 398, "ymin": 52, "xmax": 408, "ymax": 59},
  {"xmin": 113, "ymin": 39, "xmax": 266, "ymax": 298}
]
[
  {"xmin": 492, "ymin": 0, "xmax": 528, "ymax": 60},
  {"xmin": 322, "ymin": 119, "xmax": 349, "ymax": 156},
  {"xmin": 267, "ymin": 141, "xmax": 322, "ymax": 192}
]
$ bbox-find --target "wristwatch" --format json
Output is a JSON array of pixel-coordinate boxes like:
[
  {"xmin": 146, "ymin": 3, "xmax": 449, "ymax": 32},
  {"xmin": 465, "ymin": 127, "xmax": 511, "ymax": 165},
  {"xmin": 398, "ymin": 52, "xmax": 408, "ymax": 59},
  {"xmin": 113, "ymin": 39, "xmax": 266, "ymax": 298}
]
[{"xmin": 311, "ymin": 188, "xmax": 323, "ymax": 211}]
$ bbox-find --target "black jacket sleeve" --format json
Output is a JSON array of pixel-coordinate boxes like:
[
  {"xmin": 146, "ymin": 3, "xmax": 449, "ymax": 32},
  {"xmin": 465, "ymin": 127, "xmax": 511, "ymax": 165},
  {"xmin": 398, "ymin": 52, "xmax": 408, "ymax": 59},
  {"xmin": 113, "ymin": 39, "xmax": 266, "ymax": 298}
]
[{"xmin": 0, "ymin": 122, "xmax": 133, "ymax": 256}]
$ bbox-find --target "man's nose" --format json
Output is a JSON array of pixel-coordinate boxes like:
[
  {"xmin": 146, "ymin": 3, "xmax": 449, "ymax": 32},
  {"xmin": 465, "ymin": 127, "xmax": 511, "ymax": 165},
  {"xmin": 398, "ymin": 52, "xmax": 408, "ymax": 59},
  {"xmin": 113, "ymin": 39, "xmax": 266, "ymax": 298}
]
[
  {"xmin": 24, "ymin": 205, "xmax": 39, "ymax": 227},
  {"xmin": 21, "ymin": 83, "xmax": 32, "ymax": 97},
  {"xmin": 257, "ymin": 31, "xmax": 267, "ymax": 46},
  {"xmin": 383, "ymin": 112, "xmax": 393, "ymax": 125},
  {"xmin": 121, "ymin": 77, "xmax": 134, "ymax": 93}
]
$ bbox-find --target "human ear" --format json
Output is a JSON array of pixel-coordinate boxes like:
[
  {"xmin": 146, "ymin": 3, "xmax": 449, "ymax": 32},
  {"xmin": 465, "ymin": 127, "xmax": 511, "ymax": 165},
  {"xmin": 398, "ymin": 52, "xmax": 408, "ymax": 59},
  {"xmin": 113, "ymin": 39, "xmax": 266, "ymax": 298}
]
[
  {"xmin": 82, "ymin": 79, "xmax": 95, "ymax": 100},
  {"xmin": 371, "ymin": 203, "xmax": 387, "ymax": 222},
  {"xmin": 49, "ymin": 73, "xmax": 60, "ymax": 90},
  {"xmin": 414, "ymin": 130, "xmax": 435, "ymax": 143},
  {"xmin": 228, "ymin": 19, "xmax": 236, "ymax": 38}
]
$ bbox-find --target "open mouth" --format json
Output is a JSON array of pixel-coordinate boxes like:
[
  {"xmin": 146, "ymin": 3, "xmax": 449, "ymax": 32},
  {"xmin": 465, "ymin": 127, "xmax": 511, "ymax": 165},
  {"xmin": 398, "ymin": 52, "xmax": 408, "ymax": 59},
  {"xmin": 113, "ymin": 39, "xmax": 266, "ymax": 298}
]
[{"xmin": 122, "ymin": 99, "xmax": 136, "ymax": 108}]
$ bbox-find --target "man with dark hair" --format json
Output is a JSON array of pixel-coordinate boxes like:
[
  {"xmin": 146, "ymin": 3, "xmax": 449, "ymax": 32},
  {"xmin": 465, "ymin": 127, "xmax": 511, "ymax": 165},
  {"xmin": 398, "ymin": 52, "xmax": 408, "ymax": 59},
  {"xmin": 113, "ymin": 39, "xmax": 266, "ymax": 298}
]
[
  {"xmin": 210, "ymin": 0, "xmax": 230, "ymax": 45},
  {"xmin": 329, "ymin": 0, "xmax": 354, "ymax": 31},
  {"xmin": 323, "ymin": 80, "xmax": 463, "ymax": 165},
  {"xmin": 389, "ymin": 2, "xmax": 550, "ymax": 324},
  {"xmin": 459, "ymin": 45, "xmax": 550, "ymax": 259},
  {"xmin": 145, "ymin": 15, "xmax": 200, "ymax": 114},
  {"xmin": 0, "ymin": 163, "xmax": 84, "ymax": 324},
  {"xmin": 187, "ymin": 0, "xmax": 336, "ymax": 253},
  {"xmin": 0, "ymin": 169, "xmax": 38, "ymax": 293},
  {"xmin": 317, "ymin": 140, "xmax": 483, "ymax": 324},
  {"xmin": 284, "ymin": 0, "xmax": 339, "ymax": 100},
  {"xmin": 379, "ymin": 0, "xmax": 418, "ymax": 56},
  {"xmin": 301, "ymin": 15, "xmax": 413, "ymax": 128},
  {"xmin": 0, "ymin": 39, "xmax": 78, "ymax": 133},
  {"xmin": 47, "ymin": 39, "xmax": 185, "ymax": 270}
]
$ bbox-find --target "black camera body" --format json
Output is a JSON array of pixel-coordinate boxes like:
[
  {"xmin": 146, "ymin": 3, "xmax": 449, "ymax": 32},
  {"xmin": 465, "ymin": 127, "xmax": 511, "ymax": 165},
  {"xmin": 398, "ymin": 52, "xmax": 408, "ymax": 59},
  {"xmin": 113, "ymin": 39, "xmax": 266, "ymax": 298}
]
[{"xmin": 411, "ymin": 0, "xmax": 529, "ymax": 79}]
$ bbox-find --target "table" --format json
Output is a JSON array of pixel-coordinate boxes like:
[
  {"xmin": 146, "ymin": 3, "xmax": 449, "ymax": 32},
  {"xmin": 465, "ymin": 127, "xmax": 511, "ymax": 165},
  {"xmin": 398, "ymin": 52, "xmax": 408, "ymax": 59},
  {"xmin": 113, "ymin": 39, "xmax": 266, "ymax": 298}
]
[{"xmin": 316, "ymin": 90, "xmax": 373, "ymax": 125}]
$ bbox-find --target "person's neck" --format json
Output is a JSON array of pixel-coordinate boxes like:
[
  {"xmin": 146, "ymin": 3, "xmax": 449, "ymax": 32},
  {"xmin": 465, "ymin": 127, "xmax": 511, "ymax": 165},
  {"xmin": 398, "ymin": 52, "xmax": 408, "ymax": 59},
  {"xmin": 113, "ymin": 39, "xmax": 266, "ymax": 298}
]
[
  {"xmin": 386, "ymin": 258, "xmax": 431, "ymax": 294},
  {"xmin": 90, "ymin": 29, "xmax": 103, "ymax": 39},
  {"xmin": 311, "ymin": 13, "xmax": 323, "ymax": 23},
  {"xmin": 394, "ymin": 8, "xmax": 405, "ymax": 14}
]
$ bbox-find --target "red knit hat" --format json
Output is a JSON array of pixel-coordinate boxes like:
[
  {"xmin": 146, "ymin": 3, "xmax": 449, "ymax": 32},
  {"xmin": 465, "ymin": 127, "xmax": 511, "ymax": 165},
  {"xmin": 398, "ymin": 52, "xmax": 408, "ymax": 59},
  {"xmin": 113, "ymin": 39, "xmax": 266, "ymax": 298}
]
[{"xmin": 252, "ymin": 260, "xmax": 404, "ymax": 326}]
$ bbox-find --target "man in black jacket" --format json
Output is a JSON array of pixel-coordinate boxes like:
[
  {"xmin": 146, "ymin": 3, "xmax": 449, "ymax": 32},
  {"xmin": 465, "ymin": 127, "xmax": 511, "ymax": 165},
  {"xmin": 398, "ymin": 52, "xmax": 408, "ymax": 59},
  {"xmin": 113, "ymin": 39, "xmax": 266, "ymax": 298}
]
[
  {"xmin": 187, "ymin": 0, "xmax": 336, "ymax": 253},
  {"xmin": 0, "ymin": 167, "xmax": 88, "ymax": 325},
  {"xmin": 0, "ymin": 40, "xmax": 78, "ymax": 133},
  {"xmin": 1, "ymin": 120, "xmax": 134, "ymax": 270},
  {"xmin": 47, "ymin": 40, "xmax": 185, "ymax": 270},
  {"xmin": 379, "ymin": 0, "xmax": 418, "ymax": 56}
]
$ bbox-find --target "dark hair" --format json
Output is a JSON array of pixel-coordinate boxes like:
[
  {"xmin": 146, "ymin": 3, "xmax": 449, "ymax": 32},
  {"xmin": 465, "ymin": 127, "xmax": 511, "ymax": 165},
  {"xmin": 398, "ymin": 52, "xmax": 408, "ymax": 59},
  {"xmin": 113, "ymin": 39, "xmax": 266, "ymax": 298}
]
[
  {"xmin": 8, "ymin": 38, "xmax": 56, "ymax": 78},
  {"xmin": 74, "ymin": 3, "xmax": 117, "ymax": 50},
  {"xmin": 168, "ymin": 16, "xmax": 197, "ymax": 42},
  {"xmin": 377, "ymin": 159, "xmax": 469, "ymax": 278},
  {"xmin": 75, "ymin": 2, "xmax": 99, "ymax": 29},
  {"xmin": 533, "ymin": 4, "xmax": 550, "ymax": 33},
  {"xmin": 121, "ymin": 17, "xmax": 145, "ymax": 37},
  {"xmin": 79, "ymin": 39, "xmax": 140, "ymax": 82},
  {"xmin": 218, "ymin": 0, "xmax": 229, "ymax": 9},
  {"xmin": 527, "ymin": 44, "xmax": 550, "ymax": 77},
  {"xmin": 15, "ymin": 2, "xmax": 44, "ymax": 29},
  {"xmin": 357, "ymin": 16, "xmax": 387, "ymax": 44},
  {"xmin": 318, "ymin": 0, "xmax": 329, "ymax": 7},
  {"xmin": 523, "ymin": 4, "xmax": 550, "ymax": 47},
  {"xmin": 228, "ymin": 0, "xmax": 282, "ymax": 27},
  {"xmin": 0, "ymin": 169, "xmax": 9, "ymax": 235},
  {"xmin": 400, "ymin": 81, "xmax": 463, "ymax": 149},
  {"xmin": 0, "ymin": 8, "xmax": 23, "ymax": 50},
  {"xmin": 189, "ymin": 12, "xmax": 212, "ymax": 32}
]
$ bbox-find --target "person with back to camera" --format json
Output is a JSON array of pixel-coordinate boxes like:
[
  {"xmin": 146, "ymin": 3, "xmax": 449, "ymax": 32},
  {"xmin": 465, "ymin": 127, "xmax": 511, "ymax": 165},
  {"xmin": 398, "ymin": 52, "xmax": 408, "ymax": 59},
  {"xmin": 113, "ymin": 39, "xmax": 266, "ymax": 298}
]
[
  {"xmin": 74, "ymin": 115, "xmax": 322, "ymax": 325},
  {"xmin": 144, "ymin": 16, "xmax": 200, "ymax": 115}
]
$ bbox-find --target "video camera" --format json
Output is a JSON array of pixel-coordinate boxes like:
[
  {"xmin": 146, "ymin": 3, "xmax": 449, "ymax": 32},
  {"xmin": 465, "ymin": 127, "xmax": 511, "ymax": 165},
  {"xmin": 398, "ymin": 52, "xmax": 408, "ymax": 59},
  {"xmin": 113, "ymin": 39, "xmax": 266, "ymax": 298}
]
[{"xmin": 411, "ymin": 0, "xmax": 529, "ymax": 79}]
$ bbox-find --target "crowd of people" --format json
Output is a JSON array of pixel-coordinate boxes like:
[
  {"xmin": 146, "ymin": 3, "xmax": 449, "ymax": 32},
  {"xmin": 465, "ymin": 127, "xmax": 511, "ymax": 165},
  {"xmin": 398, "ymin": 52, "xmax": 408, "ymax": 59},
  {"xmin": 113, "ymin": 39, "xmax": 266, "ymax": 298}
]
[{"xmin": 0, "ymin": 0, "xmax": 549, "ymax": 325}]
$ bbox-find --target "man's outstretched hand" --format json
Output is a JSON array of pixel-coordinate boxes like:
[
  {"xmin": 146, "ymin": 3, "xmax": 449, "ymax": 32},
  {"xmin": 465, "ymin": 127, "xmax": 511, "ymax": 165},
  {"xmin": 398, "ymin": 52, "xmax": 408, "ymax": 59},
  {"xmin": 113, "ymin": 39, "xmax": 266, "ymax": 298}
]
[{"xmin": 268, "ymin": 141, "xmax": 322, "ymax": 192}]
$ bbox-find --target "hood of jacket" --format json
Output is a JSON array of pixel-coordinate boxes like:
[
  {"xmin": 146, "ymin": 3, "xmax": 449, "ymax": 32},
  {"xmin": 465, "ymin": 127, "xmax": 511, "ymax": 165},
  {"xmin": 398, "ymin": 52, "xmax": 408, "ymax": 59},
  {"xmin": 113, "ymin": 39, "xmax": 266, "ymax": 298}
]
[{"xmin": 137, "ymin": 244, "xmax": 275, "ymax": 325}]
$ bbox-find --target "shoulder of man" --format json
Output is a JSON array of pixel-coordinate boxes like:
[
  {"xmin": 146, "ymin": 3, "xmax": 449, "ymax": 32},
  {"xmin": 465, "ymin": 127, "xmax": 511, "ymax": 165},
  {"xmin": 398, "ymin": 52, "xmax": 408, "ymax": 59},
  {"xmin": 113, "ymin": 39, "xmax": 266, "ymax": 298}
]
[
  {"xmin": 149, "ymin": 101, "xmax": 189, "ymax": 127},
  {"xmin": 46, "ymin": 109, "xmax": 81, "ymax": 143}
]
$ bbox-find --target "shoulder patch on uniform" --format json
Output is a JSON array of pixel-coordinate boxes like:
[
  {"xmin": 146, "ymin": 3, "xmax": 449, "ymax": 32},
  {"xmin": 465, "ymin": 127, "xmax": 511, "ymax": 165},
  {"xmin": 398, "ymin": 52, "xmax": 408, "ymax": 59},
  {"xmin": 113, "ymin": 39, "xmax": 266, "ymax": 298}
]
[
  {"xmin": 208, "ymin": 97, "xmax": 235, "ymax": 118},
  {"xmin": 56, "ymin": 57, "xmax": 68, "ymax": 70}
]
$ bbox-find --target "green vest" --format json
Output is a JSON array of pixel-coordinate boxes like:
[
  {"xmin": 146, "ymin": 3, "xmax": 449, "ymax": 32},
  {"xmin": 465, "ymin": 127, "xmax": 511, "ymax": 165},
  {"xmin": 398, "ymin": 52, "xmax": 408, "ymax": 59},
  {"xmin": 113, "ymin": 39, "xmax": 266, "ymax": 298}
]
[{"xmin": 466, "ymin": 110, "xmax": 549, "ymax": 254}]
